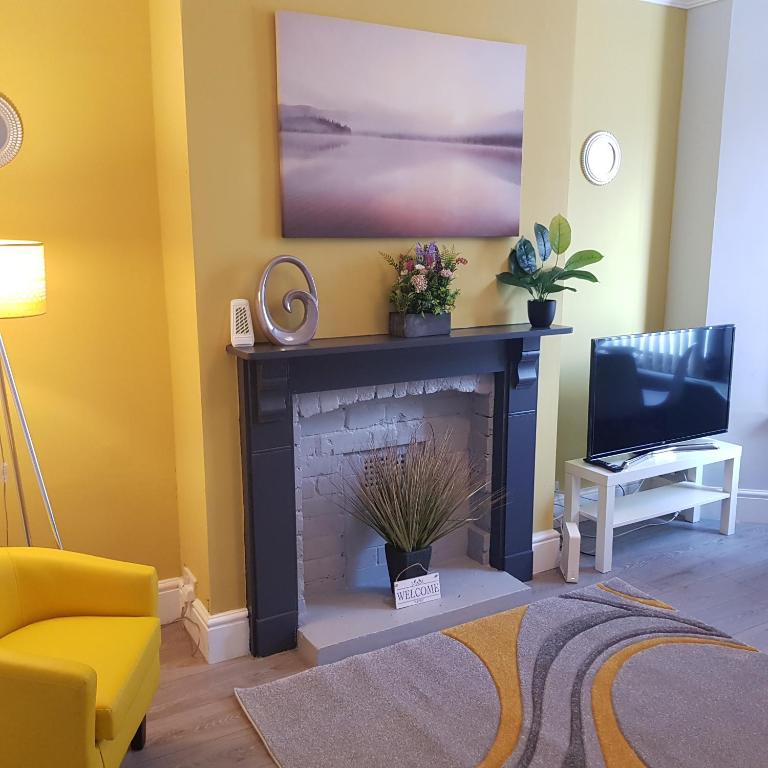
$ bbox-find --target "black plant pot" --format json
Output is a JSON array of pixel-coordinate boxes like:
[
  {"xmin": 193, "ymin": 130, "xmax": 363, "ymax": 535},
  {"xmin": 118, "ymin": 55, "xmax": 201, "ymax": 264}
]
[
  {"xmin": 384, "ymin": 543, "xmax": 432, "ymax": 593},
  {"xmin": 389, "ymin": 312, "xmax": 451, "ymax": 338},
  {"xmin": 527, "ymin": 299, "xmax": 556, "ymax": 329}
]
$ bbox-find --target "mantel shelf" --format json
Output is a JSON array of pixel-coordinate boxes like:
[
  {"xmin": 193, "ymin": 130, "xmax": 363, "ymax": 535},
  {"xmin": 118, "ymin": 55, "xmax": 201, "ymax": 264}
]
[{"xmin": 227, "ymin": 323, "xmax": 572, "ymax": 361}]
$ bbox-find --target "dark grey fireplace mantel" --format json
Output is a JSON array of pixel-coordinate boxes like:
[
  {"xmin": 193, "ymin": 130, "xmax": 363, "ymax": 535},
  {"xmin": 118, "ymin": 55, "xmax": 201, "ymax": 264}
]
[{"xmin": 228, "ymin": 323, "xmax": 572, "ymax": 657}]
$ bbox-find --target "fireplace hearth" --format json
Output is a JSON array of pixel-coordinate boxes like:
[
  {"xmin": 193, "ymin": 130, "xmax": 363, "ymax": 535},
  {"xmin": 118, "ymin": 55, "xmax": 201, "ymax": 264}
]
[{"xmin": 228, "ymin": 323, "xmax": 571, "ymax": 657}]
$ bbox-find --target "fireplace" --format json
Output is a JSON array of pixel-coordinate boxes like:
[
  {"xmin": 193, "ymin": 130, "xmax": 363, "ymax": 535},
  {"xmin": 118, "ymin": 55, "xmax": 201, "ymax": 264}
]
[
  {"xmin": 294, "ymin": 375, "xmax": 494, "ymax": 611},
  {"xmin": 229, "ymin": 323, "xmax": 571, "ymax": 657}
]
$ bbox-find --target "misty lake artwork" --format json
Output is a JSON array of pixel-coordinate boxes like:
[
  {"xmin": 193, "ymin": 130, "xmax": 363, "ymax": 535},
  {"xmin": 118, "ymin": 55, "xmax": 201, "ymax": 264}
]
[{"xmin": 275, "ymin": 12, "xmax": 526, "ymax": 238}]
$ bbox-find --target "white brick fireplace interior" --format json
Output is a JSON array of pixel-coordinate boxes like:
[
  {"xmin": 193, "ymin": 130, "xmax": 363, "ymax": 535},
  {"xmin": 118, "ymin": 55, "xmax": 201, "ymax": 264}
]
[{"xmin": 292, "ymin": 375, "xmax": 528, "ymax": 664}]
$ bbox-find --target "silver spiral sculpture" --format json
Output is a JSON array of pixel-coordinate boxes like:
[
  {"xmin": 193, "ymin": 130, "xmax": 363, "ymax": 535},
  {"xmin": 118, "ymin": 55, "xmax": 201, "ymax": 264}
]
[{"xmin": 255, "ymin": 255, "xmax": 319, "ymax": 346}]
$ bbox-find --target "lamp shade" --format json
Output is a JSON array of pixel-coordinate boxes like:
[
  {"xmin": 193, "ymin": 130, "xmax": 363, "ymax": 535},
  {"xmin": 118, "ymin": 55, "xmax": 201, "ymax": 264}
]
[{"xmin": 0, "ymin": 240, "xmax": 46, "ymax": 318}]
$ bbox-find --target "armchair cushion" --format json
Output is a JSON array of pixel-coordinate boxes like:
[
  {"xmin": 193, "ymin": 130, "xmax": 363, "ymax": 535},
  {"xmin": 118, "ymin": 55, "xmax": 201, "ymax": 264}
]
[
  {"xmin": 0, "ymin": 548, "xmax": 157, "ymax": 635},
  {"xmin": 0, "ymin": 615, "xmax": 160, "ymax": 742},
  {"xmin": 0, "ymin": 646, "xmax": 98, "ymax": 768}
]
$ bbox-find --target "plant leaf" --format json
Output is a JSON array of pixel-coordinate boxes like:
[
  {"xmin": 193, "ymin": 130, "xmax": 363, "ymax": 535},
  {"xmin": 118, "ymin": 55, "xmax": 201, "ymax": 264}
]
[
  {"xmin": 528, "ymin": 271, "xmax": 551, "ymax": 300},
  {"xmin": 564, "ymin": 249, "xmax": 603, "ymax": 270},
  {"xmin": 549, "ymin": 214, "xmax": 572, "ymax": 255},
  {"xmin": 508, "ymin": 245, "xmax": 518, "ymax": 272},
  {"xmin": 557, "ymin": 269, "xmax": 599, "ymax": 282},
  {"xmin": 546, "ymin": 284, "xmax": 577, "ymax": 293},
  {"xmin": 534, "ymin": 223, "xmax": 552, "ymax": 262},
  {"xmin": 542, "ymin": 266, "xmax": 563, "ymax": 283},
  {"xmin": 515, "ymin": 237, "xmax": 538, "ymax": 274},
  {"xmin": 497, "ymin": 271, "xmax": 532, "ymax": 288}
]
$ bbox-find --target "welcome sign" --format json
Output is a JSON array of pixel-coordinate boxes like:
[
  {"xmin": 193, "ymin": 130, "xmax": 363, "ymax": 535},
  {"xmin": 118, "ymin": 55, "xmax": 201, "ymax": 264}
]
[{"xmin": 394, "ymin": 572, "xmax": 441, "ymax": 609}]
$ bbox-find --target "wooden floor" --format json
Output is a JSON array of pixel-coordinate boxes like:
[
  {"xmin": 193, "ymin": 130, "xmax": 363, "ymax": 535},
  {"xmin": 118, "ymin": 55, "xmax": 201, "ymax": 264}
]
[{"xmin": 123, "ymin": 519, "xmax": 768, "ymax": 768}]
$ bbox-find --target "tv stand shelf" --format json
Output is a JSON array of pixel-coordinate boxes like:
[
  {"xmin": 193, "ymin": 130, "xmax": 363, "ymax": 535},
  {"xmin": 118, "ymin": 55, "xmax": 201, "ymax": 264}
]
[
  {"xmin": 579, "ymin": 483, "xmax": 730, "ymax": 529},
  {"xmin": 560, "ymin": 439, "xmax": 742, "ymax": 582}
]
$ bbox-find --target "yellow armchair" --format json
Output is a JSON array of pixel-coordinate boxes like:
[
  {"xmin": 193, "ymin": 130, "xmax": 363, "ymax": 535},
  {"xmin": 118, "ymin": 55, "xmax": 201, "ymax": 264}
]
[{"xmin": 0, "ymin": 547, "xmax": 160, "ymax": 768}]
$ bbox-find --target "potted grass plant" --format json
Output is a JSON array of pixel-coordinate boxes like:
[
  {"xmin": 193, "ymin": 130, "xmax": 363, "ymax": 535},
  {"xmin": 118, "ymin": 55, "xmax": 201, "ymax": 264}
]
[
  {"xmin": 344, "ymin": 430, "xmax": 492, "ymax": 592},
  {"xmin": 382, "ymin": 242, "xmax": 467, "ymax": 337},
  {"xmin": 496, "ymin": 214, "xmax": 604, "ymax": 328}
]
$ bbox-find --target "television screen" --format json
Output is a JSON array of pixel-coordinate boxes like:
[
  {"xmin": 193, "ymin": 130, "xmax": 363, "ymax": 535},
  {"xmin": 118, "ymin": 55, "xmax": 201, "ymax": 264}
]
[{"xmin": 587, "ymin": 325, "xmax": 735, "ymax": 459}]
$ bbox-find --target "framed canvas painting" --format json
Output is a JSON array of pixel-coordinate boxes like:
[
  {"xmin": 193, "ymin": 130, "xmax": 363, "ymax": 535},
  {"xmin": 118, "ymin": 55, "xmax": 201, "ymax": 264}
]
[{"xmin": 275, "ymin": 12, "xmax": 526, "ymax": 238}]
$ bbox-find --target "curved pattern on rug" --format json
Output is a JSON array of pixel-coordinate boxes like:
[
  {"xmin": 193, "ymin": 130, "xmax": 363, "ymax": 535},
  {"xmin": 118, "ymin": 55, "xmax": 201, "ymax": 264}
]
[{"xmin": 235, "ymin": 578, "xmax": 768, "ymax": 768}]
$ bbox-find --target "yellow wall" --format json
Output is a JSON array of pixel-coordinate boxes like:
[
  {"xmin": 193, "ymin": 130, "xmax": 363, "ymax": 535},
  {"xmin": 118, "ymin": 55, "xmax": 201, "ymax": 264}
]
[
  {"xmin": 0, "ymin": 1, "xmax": 181, "ymax": 576},
  {"xmin": 0, "ymin": 0, "xmax": 688, "ymax": 609},
  {"xmin": 557, "ymin": 0, "xmax": 686, "ymax": 472},
  {"xmin": 148, "ymin": 0, "xmax": 212, "ymax": 605},
  {"xmin": 179, "ymin": 0, "xmax": 578, "ymax": 611}
]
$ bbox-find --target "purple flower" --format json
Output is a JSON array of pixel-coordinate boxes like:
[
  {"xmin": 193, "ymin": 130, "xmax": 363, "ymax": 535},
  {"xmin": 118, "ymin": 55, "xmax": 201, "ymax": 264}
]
[
  {"xmin": 424, "ymin": 241, "xmax": 438, "ymax": 267},
  {"xmin": 414, "ymin": 243, "xmax": 424, "ymax": 259}
]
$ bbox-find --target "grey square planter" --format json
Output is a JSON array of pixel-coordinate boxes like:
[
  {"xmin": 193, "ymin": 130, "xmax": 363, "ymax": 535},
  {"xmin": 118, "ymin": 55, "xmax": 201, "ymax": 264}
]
[{"xmin": 389, "ymin": 312, "xmax": 451, "ymax": 338}]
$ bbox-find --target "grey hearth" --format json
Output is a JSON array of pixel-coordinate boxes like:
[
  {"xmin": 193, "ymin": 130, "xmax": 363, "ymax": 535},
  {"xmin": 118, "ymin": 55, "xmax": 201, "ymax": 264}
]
[{"xmin": 227, "ymin": 323, "xmax": 572, "ymax": 657}]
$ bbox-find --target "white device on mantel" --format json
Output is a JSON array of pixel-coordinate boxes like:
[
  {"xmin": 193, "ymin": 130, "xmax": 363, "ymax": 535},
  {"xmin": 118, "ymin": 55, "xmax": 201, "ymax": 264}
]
[{"xmin": 230, "ymin": 299, "xmax": 255, "ymax": 347}]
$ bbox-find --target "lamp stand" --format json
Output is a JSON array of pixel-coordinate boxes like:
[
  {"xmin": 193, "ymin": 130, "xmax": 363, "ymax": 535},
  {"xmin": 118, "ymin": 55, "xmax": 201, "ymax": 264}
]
[{"xmin": 0, "ymin": 332, "xmax": 63, "ymax": 549}]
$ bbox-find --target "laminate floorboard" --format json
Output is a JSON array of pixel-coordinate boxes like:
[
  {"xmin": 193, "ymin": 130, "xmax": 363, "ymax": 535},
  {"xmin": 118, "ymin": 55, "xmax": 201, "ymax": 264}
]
[{"xmin": 122, "ymin": 520, "xmax": 768, "ymax": 767}]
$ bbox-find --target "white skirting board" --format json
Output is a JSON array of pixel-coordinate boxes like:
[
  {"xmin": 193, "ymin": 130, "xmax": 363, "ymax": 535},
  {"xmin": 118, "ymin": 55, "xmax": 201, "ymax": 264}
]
[
  {"xmin": 186, "ymin": 599, "xmax": 250, "ymax": 664},
  {"xmin": 158, "ymin": 574, "xmax": 250, "ymax": 663},
  {"xmin": 158, "ymin": 577, "xmax": 184, "ymax": 626},
  {"xmin": 697, "ymin": 486, "xmax": 768, "ymax": 522},
  {"xmin": 166, "ymin": 529, "xmax": 562, "ymax": 664},
  {"xmin": 532, "ymin": 528, "xmax": 560, "ymax": 574}
]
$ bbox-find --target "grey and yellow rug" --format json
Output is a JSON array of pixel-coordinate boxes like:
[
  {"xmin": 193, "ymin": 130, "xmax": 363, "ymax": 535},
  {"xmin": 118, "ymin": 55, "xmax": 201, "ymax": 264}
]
[{"xmin": 235, "ymin": 578, "xmax": 768, "ymax": 767}]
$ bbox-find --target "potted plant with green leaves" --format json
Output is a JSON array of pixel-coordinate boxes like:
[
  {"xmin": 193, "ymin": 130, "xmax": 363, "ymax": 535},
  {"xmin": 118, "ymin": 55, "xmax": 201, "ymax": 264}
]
[
  {"xmin": 382, "ymin": 242, "xmax": 467, "ymax": 337},
  {"xmin": 497, "ymin": 214, "xmax": 604, "ymax": 328},
  {"xmin": 344, "ymin": 430, "xmax": 492, "ymax": 592}
]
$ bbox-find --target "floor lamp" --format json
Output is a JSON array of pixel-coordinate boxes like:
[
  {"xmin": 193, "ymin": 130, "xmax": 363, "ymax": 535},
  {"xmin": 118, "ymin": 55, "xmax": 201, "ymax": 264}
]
[{"xmin": 0, "ymin": 240, "xmax": 63, "ymax": 548}]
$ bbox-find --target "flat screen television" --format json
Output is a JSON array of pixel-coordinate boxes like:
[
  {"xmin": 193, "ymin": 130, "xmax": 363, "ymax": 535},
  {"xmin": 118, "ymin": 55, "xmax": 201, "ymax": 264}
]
[{"xmin": 587, "ymin": 325, "xmax": 735, "ymax": 460}]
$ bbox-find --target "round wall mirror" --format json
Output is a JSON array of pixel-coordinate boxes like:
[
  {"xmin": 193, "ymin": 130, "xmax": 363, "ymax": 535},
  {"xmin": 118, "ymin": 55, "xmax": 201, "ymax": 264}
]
[
  {"xmin": 0, "ymin": 95, "xmax": 23, "ymax": 168},
  {"xmin": 581, "ymin": 131, "xmax": 621, "ymax": 186}
]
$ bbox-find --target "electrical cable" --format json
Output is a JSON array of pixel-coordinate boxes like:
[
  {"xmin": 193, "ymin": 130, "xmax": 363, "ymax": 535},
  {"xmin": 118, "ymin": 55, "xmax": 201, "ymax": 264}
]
[
  {"xmin": 579, "ymin": 511, "xmax": 679, "ymax": 541},
  {"xmin": 553, "ymin": 474, "xmax": 685, "ymax": 554},
  {"xmin": 578, "ymin": 474, "xmax": 682, "ymax": 551},
  {"xmin": 1, "ymin": 428, "xmax": 7, "ymax": 547},
  {"xmin": 170, "ymin": 600, "xmax": 203, "ymax": 659}
]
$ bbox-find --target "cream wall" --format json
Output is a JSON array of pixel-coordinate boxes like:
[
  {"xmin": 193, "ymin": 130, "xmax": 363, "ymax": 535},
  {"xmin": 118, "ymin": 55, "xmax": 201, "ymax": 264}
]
[
  {"xmin": 557, "ymin": 0, "xmax": 686, "ymax": 472},
  {"xmin": 666, "ymin": 0, "xmax": 733, "ymax": 330},
  {"xmin": 702, "ymin": 0, "xmax": 768, "ymax": 499},
  {"xmin": 179, "ymin": 0, "xmax": 578, "ymax": 611},
  {"xmin": 0, "ymin": 1, "xmax": 181, "ymax": 576},
  {"xmin": 667, "ymin": 0, "xmax": 768, "ymax": 505}
]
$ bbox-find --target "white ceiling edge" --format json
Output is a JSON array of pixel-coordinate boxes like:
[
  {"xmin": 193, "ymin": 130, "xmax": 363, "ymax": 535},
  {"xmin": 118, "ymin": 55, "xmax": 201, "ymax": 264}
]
[{"xmin": 638, "ymin": 0, "xmax": 723, "ymax": 9}]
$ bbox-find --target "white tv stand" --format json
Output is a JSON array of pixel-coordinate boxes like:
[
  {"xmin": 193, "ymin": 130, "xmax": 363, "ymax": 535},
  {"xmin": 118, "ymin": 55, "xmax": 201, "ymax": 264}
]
[{"xmin": 560, "ymin": 439, "xmax": 742, "ymax": 583}]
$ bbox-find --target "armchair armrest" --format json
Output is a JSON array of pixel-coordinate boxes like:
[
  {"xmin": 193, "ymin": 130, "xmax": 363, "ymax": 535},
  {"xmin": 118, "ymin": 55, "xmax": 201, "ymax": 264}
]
[
  {"xmin": 8, "ymin": 548, "xmax": 158, "ymax": 624},
  {"xmin": 0, "ymin": 647, "xmax": 100, "ymax": 768}
]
